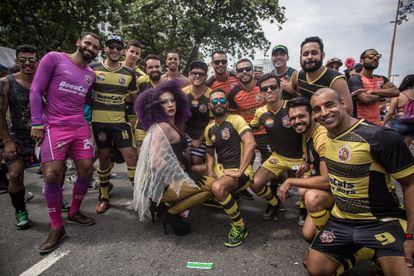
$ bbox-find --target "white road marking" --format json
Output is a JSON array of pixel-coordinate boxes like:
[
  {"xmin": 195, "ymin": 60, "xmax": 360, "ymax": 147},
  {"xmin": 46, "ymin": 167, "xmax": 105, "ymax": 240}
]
[{"xmin": 19, "ymin": 250, "xmax": 70, "ymax": 276}]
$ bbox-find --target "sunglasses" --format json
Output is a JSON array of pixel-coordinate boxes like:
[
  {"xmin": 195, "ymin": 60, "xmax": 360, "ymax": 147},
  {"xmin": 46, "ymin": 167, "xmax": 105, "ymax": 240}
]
[
  {"xmin": 236, "ymin": 66, "xmax": 253, "ymax": 73},
  {"xmin": 108, "ymin": 44, "xmax": 124, "ymax": 51},
  {"xmin": 210, "ymin": 97, "xmax": 226, "ymax": 105},
  {"xmin": 17, "ymin": 57, "xmax": 37, "ymax": 65},
  {"xmin": 213, "ymin": 59, "xmax": 227, "ymax": 65},
  {"xmin": 160, "ymin": 98, "xmax": 176, "ymax": 105},
  {"xmin": 363, "ymin": 54, "xmax": 382, "ymax": 60},
  {"xmin": 190, "ymin": 71, "xmax": 206, "ymax": 77},
  {"xmin": 260, "ymin": 84, "xmax": 278, "ymax": 93}
]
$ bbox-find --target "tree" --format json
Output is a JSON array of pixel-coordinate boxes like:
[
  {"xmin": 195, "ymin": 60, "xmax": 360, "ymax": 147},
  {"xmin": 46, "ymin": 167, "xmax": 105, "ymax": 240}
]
[
  {"xmin": 119, "ymin": 0, "xmax": 286, "ymax": 74},
  {"xmin": 0, "ymin": 0, "xmax": 124, "ymax": 56}
]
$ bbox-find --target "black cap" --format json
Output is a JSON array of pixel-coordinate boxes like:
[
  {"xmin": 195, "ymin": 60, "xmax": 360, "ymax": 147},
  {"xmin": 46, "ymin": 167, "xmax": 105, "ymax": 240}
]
[{"xmin": 272, "ymin": 45, "xmax": 288, "ymax": 55}]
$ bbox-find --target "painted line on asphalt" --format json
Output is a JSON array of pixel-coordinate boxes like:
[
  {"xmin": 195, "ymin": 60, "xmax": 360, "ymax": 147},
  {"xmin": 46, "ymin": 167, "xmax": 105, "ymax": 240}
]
[{"xmin": 19, "ymin": 250, "xmax": 70, "ymax": 276}]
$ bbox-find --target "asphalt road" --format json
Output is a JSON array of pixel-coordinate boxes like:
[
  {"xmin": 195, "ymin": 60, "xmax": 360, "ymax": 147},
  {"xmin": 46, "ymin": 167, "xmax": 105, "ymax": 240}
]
[{"xmin": 0, "ymin": 163, "xmax": 377, "ymax": 276}]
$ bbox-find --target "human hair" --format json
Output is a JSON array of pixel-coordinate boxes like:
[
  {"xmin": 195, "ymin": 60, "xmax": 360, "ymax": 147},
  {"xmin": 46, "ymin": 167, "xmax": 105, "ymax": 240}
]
[
  {"xmin": 360, "ymin": 48, "xmax": 377, "ymax": 60},
  {"xmin": 287, "ymin": 97, "xmax": 312, "ymax": 115},
  {"xmin": 189, "ymin": 60, "xmax": 208, "ymax": 72},
  {"xmin": 144, "ymin": 54, "xmax": 161, "ymax": 64},
  {"xmin": 126, "ymin": 39, "xmax": 142, "ymax": 49},
  {"xmin": 81, "ymin": 31, "xmax": 100, "ymax": 41},
  {"xmin": 236, "ymin": 58, "xmax": 253, "ymax": 67},
  {"xmin": 135, "ymin": 79, "xmax": 191, "ymax": 131},
  {"xmin": 166, "ymin": 51, "xmax": 180, "ymax": 59},
  {"xmin": 300, "ymin": 36, "xmax": 324, "ymax": 53},
  {"xmin": 398, "ymin": 74, "xmax": 414, "ymax": 91},
  {"xmin": 258, "ymin": 73, "xmax": 280, "ymax": 87},
  {"xmin": 211, "ymin": 50, "xmax": 226, "ymax": 60},
  {"xmin": 16, "ymin": 44, "xmax": 37, "ymax": 58},
  {"xmin": 209, "ymin": 89, "xmax": 227, "ymax": 99}
]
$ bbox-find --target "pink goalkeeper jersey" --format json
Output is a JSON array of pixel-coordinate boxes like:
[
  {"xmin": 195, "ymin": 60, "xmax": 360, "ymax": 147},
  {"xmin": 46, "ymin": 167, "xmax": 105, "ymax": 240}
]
[{"xmin": 30, "ymin": 51, "xmax": 95, "ymax": 127}]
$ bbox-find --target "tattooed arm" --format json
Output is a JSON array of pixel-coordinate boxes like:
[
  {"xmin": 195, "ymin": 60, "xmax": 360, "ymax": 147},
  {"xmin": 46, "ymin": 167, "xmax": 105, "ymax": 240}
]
[{"xmin": 0, "ymin": 77, "xmax": 17, "ymax": 160}]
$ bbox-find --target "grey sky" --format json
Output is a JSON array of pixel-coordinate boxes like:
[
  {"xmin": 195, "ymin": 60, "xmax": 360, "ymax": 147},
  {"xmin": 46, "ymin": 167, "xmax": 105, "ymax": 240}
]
[{"xmin": 261, "ymin": 0, "xmax": 413, "ymax": 85}]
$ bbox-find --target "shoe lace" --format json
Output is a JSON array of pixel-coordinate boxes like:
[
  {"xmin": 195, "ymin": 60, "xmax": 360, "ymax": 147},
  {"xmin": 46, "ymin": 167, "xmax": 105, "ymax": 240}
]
[{"xmin": 229, "ymin": 225, "xmax": 242, "ymax": 238}]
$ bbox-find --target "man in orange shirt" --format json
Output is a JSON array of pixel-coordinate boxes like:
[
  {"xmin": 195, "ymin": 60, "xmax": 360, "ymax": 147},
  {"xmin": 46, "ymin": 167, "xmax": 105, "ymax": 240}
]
[
  {"xmin": 206, "ymin": 50, "xmax": 239, "ymax": 95},
  {"xmin": 348, "ymin": 48, "xmax": 399, "ymax": 125}
]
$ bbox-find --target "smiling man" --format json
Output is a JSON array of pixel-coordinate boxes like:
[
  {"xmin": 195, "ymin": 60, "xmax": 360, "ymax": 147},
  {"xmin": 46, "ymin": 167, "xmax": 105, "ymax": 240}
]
[
  {"xmin": 348, "ymin": 48, "xmax": 399, "ymax": 125},
  {"xmin": 161, "ymin": 51, "xmax": 190, "ymax": 86},
  {"xmin": 306, "ymin": 87, "xmax": 414, "ymax": 276},
  {"xmin": 206, "ymin": 50, "xmax": 239, "ymax": 95},
  {"xmin": 270, "ymin": 45, "xmax": 298, "ymax": 100},
  {"xmin": 292, "ymin": 36, "xmax": 353, "ymax": 115}
]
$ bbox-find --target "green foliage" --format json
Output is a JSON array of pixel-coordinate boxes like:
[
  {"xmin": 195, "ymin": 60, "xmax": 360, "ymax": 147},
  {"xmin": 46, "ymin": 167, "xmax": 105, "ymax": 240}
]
[{"xmin": 0, "ymin": 0, "xmax": 123, "ymax": 56}]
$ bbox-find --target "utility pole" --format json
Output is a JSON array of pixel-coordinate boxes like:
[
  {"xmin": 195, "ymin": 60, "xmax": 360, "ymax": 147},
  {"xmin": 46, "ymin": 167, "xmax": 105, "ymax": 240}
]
[{"xmin": 388, "ymin": 0, "xmax": 413, "ymax": 79}]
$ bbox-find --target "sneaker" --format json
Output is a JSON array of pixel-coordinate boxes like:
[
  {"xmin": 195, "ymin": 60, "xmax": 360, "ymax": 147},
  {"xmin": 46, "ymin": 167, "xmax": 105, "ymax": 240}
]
[
  {"xmin": 89, "ymin": 178, "xmax": 98, "ymax": 190},
  {"xmin": 202, "ymin": 199, "xmax": 222, "ymax": 209},
  {"xmin": 38, "ymin": 227, "xmax": 66, "ymax": 254},
  {"xmin": 238, "ymin": 189, "xmax": 254, "ymax": 200},
  {"xmin": 279, "ymin": 202, "xmax": 287, "ymax": 212},
  {"xmin": 66, "ymin": 174, "xmax": 77, "ymax": 183},
  {"xmin": 298, "ymin": 208, "xmax": 307, "ymax": 226},
  {"xmin": 24, "ymin": 190, "xmax": 34, "ymax": 202},
  {"xmin": 262, "ymin": 203, "xmax": 280, "ymax": 221},
  {"xmin": 224, "ymin": 224, "xmax": 248, "ymax": 247},
  {"xmin": 67, "ymin": 211, "xmax": 95, "ymax": 226},
  {"xmin": 15, "ymin": 210, "xmax": 31, "ymax": 230},
  {"xmin": 61, "ymin": 202, "xmax": 71, "ymax": 213}
]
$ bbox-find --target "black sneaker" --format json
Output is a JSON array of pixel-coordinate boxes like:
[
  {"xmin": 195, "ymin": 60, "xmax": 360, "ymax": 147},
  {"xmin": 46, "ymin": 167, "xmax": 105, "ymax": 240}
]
[
  {"xmin": 224, "ymin": 224, "xmax": 248, "ymax": 247},
  {"xmin": 298, "ymin": 208, "xmax": 307, "ymax": 226},
  {"xmin": 262, "ymin": 203, "xmax": 280, "ymax": 221}
]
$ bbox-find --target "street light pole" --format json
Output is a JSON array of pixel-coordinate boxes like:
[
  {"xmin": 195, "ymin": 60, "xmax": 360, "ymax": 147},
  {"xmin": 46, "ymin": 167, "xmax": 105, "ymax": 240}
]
[{"xmin": 388, "ymin": 0, "xmax": 401, "ymax": 80}]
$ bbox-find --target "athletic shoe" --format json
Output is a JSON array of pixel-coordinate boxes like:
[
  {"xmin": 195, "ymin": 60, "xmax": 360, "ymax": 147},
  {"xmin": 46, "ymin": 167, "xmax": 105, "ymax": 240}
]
[
  {"xmin": 66, "ymin": 174, "xmax": 77, "ymax": 183},
  {"xmin": 61, "ymin": 202, "xmax": 71, "ymax": 213},
  {"xmin": 224, "ymin": 224, "xmax": 248, "ymax": 247},
  {"xmin": 279, "ymin": 202, "xmax": 287, "ymax": 212},
  {"xmin": 15, "ymin": 210, "xmax": 31, "ymax": 230},
  {"xmin": 88, "ymin": 178, "xmax": 98, "ymax": 190},
  {"xmin": 298, "ymin": 208, "xmax": 307, "ymax": 226},
  {"xmin": 262, "ymin": 203, "xmax": 280, "ymax": 221},
  {"xmin": 202, "ymin": 198, "xmax": 222, "ymax": 209},
  {"xmin": 38, "ymin": 227, "xmax": 66, "ymax": 254},
  {"xmin": 67, "ymin": 211, "xmax": 95, "ymax": 226},
  {"xmin": 24, "ymin": 190, "xmax": 34, "ymax": 202},
  {"xmin": 238, "ymin": 189, "xmax": 254, "ymax": 200}
]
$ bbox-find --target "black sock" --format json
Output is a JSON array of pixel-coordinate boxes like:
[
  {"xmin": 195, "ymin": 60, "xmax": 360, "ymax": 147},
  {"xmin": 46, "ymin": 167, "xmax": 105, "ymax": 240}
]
[{"xmin": 9, "ymin": 188, "xmax": 26, "ymax": 212}]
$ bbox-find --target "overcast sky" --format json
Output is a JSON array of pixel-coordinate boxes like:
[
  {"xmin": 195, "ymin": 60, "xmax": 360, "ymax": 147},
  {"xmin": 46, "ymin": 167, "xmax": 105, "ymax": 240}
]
[{"xmin": 260, "ymin": 0, "xmax": 413, "ymax": 85}]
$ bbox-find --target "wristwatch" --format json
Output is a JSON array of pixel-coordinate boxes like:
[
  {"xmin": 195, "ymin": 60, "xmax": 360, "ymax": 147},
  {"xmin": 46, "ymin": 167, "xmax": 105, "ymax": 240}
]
[{"xmin": 406, "ymin": 233, "xmax": 414, "ymax": 240}]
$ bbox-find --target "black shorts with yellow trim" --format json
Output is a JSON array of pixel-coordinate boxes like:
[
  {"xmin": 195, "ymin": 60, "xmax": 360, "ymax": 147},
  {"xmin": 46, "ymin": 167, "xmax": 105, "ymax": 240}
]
[
  {"xmin": 213, "ymin": 163, "xmax": 253, "ymax": 191},
  {"xmin": 261, "ymin": 151, "xmax": 303, "ymax": 178},
  {"xmin": 91, "ymin": 122, "xmax": 134, "ymax": 150},
  {"xmin": 310, "ymin": 216, "xmax": 407, "ymax": 265}
]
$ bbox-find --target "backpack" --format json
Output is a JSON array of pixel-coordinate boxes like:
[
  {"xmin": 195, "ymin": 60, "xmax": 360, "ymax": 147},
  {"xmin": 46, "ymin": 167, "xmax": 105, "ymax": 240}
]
[{"xmin": 400, "ymin": 92, "xmax": 414, "ymax": 123}]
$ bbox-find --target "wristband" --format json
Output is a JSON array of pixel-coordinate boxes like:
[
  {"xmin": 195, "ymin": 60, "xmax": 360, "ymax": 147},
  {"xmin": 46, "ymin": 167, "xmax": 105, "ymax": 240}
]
[{"xmin": 406, "ymin": 233, "xmax": 414, "ymax": 240}]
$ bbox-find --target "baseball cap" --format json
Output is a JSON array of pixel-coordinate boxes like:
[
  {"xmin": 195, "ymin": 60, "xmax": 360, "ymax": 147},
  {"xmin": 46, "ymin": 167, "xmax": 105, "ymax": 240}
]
[
  {"xmin": 272, "ymin": 45, "xmax": 288, "ymax": 55},
  {"xmin": 105, "ymin": 34, "xmax": 123, "ymax": 46},
  {"xmin": 326, "ymin": 57, "xmax": 343, "ymax": 67}
]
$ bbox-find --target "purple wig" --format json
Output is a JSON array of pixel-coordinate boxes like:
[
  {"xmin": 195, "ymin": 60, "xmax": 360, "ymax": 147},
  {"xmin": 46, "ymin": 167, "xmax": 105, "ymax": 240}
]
[{"xmin": 135, "ymin": 79, "xmax": 192, "ymax": 131}]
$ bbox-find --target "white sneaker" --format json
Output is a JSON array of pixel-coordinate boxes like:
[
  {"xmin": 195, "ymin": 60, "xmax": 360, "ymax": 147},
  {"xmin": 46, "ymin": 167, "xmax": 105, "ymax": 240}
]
[{"xmin": 24, "ymin": 190, "xmax": 34, "ymax": 202}]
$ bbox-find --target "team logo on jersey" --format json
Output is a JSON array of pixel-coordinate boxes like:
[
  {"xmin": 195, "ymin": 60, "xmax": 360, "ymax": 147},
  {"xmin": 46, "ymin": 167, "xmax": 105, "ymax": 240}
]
[
  {"xmin": 84, "ymin": 74, "xmax": 92, "ymax": 85},
  {"xmin": 119, "ymin": 77, "xmax": 126, "ymax": 85},
  {"xmin": 98, "ymin": 132, "xmax": 107, "ymax": 142},
  {"xmin": 199, "ymin": 104, "xmax": 207, "ymax": 113},
  {"xmin": 255, "ymin": 94, "xmax": 264, "ymax": 103},
  {"xmin": 269, "ymin": 158, "xmax": 278, "ymax": 164},
  {"xmin": 97, "ymin": 73, "xmax": 105, "ymax": 81},
  {"xmin": 191, "ymin": 99, "xmax": 199, "ymax": 108},
  {"xmin": 221, "ymin": 127, "xmax": 231, "ymax": 140},
  {"xmin": 338, "ymin": 145, "xmax": 351, "ymax": 162},
  {"xmin": 264, "ymin": 118, "xmax": 274, "ymax": 128},
  {"xmin": 210, "ymin": 134, "xmax": 216, "ymax": 143},
  {"xmin": 319, "ymin": 230, "xmax": 335, "ymax": 244},
  {"xmin": 282, "ymin": 115, "xmax": 291, "ymax": 128},
  {"xmin": 56, "ymin": 141, "xmax": 66, "ymax": 151}
]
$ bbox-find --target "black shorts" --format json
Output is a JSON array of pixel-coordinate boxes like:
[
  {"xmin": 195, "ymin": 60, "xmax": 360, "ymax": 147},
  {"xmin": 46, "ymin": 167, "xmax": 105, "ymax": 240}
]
[
  {"xmin": 311, "ymin": 216, "xmax": 407, "ymax": 264},
  {"xmin": 4, "ymin": 139, "xmax": 37, "ymax": 168},
  {"xmin": 92, "ymin": 122, "xmax": 134, "ymax": 150}
]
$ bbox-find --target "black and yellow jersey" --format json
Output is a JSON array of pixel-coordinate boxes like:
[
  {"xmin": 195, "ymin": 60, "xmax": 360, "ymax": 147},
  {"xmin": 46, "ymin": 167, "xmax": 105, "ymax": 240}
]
[
  {"xmin": 297, "ymin": 67, "xmax": 344, "ymax": 100},
  {"xmin": 91, "ymin": 62, "xmax": 137, "ymax": 123},
  {"xmin": 137, "ymin": 75, "xmax": 155, "ymax": 93},
  {"xmin": 250, "ymin": 101, "xmax": 303, "ymax": 159},
  {"xmin": 306, "ymin": 123, "xmax": 327, "ymax": 176},
  {"xmin": 182, "ymin": 85, "xmax": 213, "ymax": 139},
  {"xmin": 205, "ymin": 114, "xmax": 251, "ymax": 169},
  {"xmin": 325, "ymin": 119, "xmax": 414, "ymax": 220}
]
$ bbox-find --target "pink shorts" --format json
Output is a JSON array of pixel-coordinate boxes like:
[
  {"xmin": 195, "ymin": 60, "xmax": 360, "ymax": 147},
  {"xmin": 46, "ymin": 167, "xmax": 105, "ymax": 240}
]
[{"xmin": 41, "ymin": 125, "xmax": 94, "ymax": 163}]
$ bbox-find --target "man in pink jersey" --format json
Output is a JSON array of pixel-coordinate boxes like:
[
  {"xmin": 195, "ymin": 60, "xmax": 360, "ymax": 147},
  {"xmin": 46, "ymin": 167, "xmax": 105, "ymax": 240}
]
[{"xmin": 30, "ymin": 32, "xmax": 100, "ymax": 254}]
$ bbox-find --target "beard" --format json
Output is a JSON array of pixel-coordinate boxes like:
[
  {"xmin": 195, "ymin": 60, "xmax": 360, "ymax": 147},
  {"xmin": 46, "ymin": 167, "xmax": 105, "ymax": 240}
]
[
  {"xmin": 363, "ymin": 62, "xmax": 378, "ymax": 70},
  {"xmin": 301, "ymin": 59, "xmax": 323, "ymax": 72},
  {"xmin": 211, "ymin": 106, "xmax": 227, "ymax": 117},
  {"xmin": 78, "ymin": 46, "xmax": 97, "ymax": 63},
  {"xmin": 149, "ymin": 71, "xmax": 161, "ymax": 81}
]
